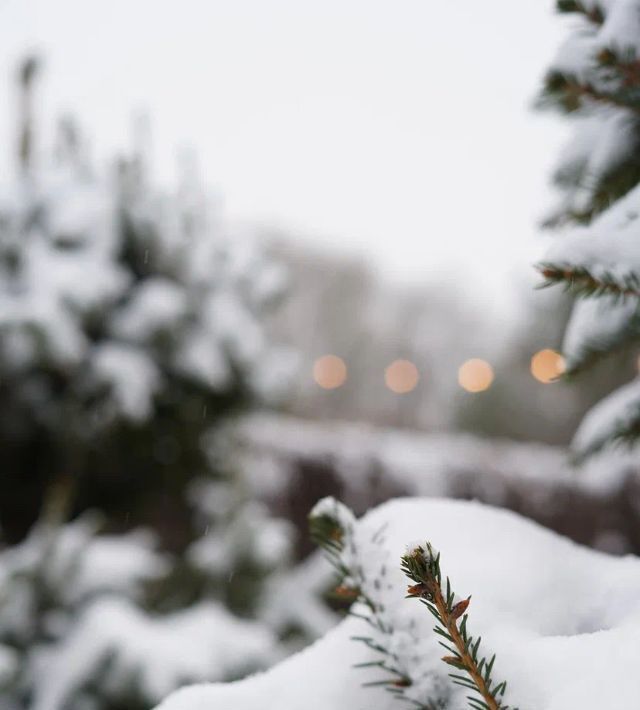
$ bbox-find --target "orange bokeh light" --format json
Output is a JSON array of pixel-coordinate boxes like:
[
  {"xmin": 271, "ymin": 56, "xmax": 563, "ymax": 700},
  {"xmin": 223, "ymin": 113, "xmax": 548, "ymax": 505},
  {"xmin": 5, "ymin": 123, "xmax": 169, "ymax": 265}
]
[
  {"xmin": 530, "ymin": 349, "xmax": 565, "ymax": 383},
  {"xmin": 385, "ymin": 359, "xmax": 419, "ymax": 394},
  {"xmin": 458, "ymin": 358, "xmax": 494, "ymax": 393},
  {"xmin": 313, "ymin": 355, "xmax": 347, "ymax": 389}
]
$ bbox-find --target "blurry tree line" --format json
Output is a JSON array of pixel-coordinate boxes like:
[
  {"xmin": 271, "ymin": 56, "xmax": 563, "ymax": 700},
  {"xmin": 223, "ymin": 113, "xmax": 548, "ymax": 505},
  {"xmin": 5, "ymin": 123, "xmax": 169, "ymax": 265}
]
[{"xmin": 267, "ymin": 239, "xmax": 638, "ymax": 445}]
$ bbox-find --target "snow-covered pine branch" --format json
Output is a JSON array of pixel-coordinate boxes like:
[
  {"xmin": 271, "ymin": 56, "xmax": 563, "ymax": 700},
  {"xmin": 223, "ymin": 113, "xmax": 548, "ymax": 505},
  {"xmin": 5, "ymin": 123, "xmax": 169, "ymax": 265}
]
[
  {"xmin": 572, "ymin": 377, "xmax": 640, "ymax": 458},
  {"xmin": 536, "ymin": 0, "xmax": 640, "ymax": 456},
  {"xmin": 537, "ymin": 0, "xmax": 640, "ymax": 227},
  {"xmin": 538, "ymin": 184, "xmax": 640, "ymax": 299},
  {"xmin": 561, "ymin": 294, "xmax": 640, "ymax": 373}
]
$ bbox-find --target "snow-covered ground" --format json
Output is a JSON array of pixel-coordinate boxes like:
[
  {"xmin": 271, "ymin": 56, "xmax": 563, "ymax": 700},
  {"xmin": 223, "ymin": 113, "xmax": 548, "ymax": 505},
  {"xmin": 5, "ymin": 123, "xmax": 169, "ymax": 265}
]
[{"xmin": 155, "ymin": 497, "xmax": 640, "ymax": 710}]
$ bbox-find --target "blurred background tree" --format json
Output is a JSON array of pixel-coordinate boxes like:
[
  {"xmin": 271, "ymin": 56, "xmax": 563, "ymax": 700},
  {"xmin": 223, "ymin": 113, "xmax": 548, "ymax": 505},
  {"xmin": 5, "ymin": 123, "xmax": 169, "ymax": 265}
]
[
  {"xmin": 0, "ymin": 56, "xmax": 291, "ymax": 544},
  {"xmin": 0, "ymin": 58, "xmax": 315, "ymax": 710}
]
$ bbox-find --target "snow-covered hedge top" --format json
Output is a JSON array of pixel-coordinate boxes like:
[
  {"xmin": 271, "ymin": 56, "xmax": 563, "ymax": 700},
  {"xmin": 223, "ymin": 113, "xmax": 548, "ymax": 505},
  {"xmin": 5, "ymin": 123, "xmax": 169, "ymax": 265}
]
[
  {"xmin": 221, "ymin": 412, "xmax": 638, "ymax": 501},
  {"xmin": 154, "ymin": 497, "xmax": 640, "ymax": 710}
]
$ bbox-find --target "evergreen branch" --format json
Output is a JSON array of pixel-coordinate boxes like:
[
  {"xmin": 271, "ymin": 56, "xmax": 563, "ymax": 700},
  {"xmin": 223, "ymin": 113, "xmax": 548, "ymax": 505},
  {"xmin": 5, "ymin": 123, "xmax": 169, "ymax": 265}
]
[
  {"xmin": 401, "ymin": 544, "xmax": 516, "ymax": 710},
  {"xmin": 545, "ymin": 136, "xmax": 640, "ymax": 229},
  {"xmin": 540, "ymin": 3, "xmax": 640, "ymax": 463},
  {"xmin": 597, "ymin": 49, "xmax": 640, "ymax": 89},
  {"xmin": 573, "ymin": 396, "xmax": 640, "ymax": 461},
  {"xmin": 556, "ymin": 0, "xmax": 605, "ymax": 24},
  {"xmin": 562, "ymin": 314, "xmax": 640, "ymax": 376},
  {"xmin": 540, "ymin": 71, "xmax": 640, "ymax": 114},
  {"xmin": 310, "ymin": 499, "xmax": 447, "ymax": 710},
  {"xmin": 537, "ymin": 262, "xmax": 640, "ymax": 299},
  {"xmin": 574, "ymin": 80, "xmax": 640, "ymax": 112}
]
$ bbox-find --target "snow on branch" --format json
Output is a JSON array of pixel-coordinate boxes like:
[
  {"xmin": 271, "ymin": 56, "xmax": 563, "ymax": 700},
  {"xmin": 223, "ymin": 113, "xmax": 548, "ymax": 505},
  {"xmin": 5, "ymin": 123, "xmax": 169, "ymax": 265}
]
[
  {"xmin": 538, "ymin": 1, "xmax": 640, "ymax": 227},
  {"xmin": 573, "ymin": 377, "xmax": 640, "ymax": 457},
  {"xmin": 538, "ymin": 0, "xmax": 640, "ymax": 458},
  {"xmin": 537, "ymin": 183, "xmax": 640, "ymax": 297},
  {"xmin": 542, "ymin": 111, "xmax": 640, "ymax": 227},
  {"xmin": 562, "ymin": 295, "xmax": 640, "ymax": 373}
]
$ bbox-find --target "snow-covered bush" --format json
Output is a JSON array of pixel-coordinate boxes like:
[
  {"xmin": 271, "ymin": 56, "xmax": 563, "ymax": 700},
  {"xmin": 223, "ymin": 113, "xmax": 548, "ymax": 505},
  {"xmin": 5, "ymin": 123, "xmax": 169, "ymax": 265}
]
[
  {"xmin": 0, "ymin": 514, "xmax": 285, "ymax": 710},
  {"xmin": 184, "ymin": 477, "xmax": 336, "ymax": 650},
  {"xmin": 537, "ymin": 0, "xmax": 640, "ymax": 458},
  {"xmin": 156, "ymin": 497, "xmax": 640, "ymax": 710},
  {"xmin": 0, "ymin": 459, "xmax": 333, "ymax": 709}
]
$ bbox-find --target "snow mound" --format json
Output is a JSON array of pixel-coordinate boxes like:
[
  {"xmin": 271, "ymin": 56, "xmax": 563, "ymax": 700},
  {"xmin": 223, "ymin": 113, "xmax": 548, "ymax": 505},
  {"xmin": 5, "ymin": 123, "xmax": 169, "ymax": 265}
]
[{"xmin": 154, "ymin": 498, "xmax": 640, "ymax": 710}]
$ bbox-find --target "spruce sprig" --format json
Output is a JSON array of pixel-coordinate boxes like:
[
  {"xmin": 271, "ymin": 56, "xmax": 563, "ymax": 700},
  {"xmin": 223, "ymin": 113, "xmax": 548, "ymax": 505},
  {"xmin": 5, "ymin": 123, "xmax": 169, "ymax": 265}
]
[
  {"xmin": 537, "ymin": 263, "xmax": 640, "ymax": 300},
  {"xmin": 401, "ymin": 543, "xmax": 516, "ymax": 710}
]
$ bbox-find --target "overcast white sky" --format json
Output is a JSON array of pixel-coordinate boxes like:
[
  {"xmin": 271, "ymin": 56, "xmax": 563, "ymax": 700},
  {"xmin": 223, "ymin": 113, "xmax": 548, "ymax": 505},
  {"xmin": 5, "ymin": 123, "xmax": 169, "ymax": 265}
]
[{"xmin": 0, "ymin": 0, "xmax": 567, "ymax": 314}]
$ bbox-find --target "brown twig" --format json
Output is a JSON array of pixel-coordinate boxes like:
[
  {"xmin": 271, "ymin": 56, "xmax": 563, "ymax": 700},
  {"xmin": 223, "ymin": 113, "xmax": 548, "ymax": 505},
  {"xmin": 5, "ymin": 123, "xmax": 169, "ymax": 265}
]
[{"xmin": 430, "ymin": 586, "xmax": 499, "ymax": 710}]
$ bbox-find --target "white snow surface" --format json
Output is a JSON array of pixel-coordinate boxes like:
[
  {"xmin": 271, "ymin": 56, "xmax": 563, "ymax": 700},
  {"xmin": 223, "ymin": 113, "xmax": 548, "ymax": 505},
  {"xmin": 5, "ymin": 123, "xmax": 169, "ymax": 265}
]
[{"xmin": 155, "ymin": 497, "xmax": 640, "ymax": 710}]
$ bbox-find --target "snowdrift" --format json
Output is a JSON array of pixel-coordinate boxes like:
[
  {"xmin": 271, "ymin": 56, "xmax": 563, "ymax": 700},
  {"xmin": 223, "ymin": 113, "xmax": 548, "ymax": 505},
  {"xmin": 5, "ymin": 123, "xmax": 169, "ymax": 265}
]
[{"xmin": 155, "ymin": 497, "xmax": 640, "ymax": 709}]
